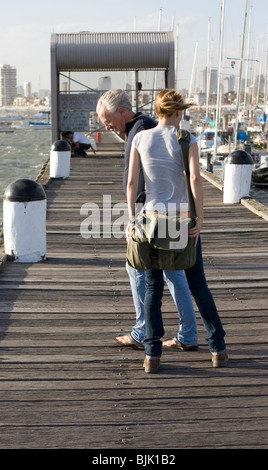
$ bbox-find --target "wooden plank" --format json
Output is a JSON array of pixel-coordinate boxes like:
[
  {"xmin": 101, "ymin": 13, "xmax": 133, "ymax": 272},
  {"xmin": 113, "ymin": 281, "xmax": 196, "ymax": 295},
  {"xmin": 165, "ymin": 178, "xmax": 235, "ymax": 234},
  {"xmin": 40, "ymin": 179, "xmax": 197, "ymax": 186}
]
[{"xmin": 0, "ymin": 139, "xmax": 267, "ymax": 449}]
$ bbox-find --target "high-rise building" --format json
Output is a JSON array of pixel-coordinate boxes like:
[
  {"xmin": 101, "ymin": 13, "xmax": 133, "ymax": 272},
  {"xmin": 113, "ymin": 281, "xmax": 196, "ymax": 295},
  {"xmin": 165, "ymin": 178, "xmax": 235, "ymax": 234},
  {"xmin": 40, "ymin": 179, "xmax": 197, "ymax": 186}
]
[
  {"xmin": 23, "ymin": 81, "xmax": 31, "ymax": 100},
  {"xmin": 98, "ymin": 76, "xmax": 111, "ymax": 91},
  {"xmin": 222, "ymin": 75, "xmax": 235, "ymax": 94},
  {"xmin": 223, "ymin": 76, "xmax": 230, "ymax": 94},
  {"xmin": 0, "ymin": 64, "xmax": 17, "ymax": 106},
  {"xmin": 229, "ymin": 75, "xmax": 235, "ymax": 92},
  {"xmin": 254, "ymin": 74, "xmax": 265, "ymax": 94},
  {"xmin": 210, "ymin": 68, "xmax": 218, "ymax": 94},
  {"xmin": 202, "ymin": 67, "xmax": 218, "ymax": 94}
]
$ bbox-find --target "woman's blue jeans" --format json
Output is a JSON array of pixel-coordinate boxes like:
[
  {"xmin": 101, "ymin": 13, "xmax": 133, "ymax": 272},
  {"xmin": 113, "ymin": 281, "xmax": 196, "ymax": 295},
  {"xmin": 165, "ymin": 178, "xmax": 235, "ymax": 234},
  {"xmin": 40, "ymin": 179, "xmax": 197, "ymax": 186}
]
[
  {"xmin": 126, "ymin": 237, "xmax": 226, "ymax": 353},
  {"xmin": 126, "ymin": 266, "xmax": 198, "ymax": 346}
]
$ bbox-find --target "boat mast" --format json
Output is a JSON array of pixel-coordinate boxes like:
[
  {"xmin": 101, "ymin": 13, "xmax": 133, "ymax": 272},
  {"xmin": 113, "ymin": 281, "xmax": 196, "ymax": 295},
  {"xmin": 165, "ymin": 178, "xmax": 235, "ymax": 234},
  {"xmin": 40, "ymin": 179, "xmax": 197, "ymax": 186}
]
[
  {"xmin": 206, "ymin": 18, "xmax": 211, "ymax": 121},
  {"xmin": 234, "ymin": 0, "xmax": 248, "ymax": 149},
  {"xmin": 256, "ymin": 59, "xmax": 262, "ymax": 107},
  {"xmin": 252, "ymin": 40, "xmax": 260, "ymax": 106},
  {"xmin": 213, "ymin": 0, "xmax": 225, "ymax": 158},
  {"xmin": 151, "ymin": 8, "xmax": 162, "ymax": 115},
  {"xmin": 244, "ymin": 6, "xmax": 252, "ymax": 113},
  {"xmin": 132, "ymin": 17, "xmax": 136, "ymax": 109},
  {"xmin": 264, "ymin": 29, "xmax": 268, "ymax": 130},
  {"xmin": 175, "ymin": 24, "xmax": 179, "ymax": 91},
  {"xmin": 188, "ymin": 41, "xmax": 198, "ymax": 100}
]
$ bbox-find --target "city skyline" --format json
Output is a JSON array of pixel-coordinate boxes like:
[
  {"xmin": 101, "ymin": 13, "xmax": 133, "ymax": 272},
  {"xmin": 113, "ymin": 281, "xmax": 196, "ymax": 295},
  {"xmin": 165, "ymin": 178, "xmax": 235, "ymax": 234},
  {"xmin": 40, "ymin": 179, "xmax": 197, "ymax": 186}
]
[
  {"xmin": 0, "ymin": 60, "xmax": 266, "ymax": 109},
  {"xmin": 1, "ymin": 0, "xmax": 267, "ymax": 95}
]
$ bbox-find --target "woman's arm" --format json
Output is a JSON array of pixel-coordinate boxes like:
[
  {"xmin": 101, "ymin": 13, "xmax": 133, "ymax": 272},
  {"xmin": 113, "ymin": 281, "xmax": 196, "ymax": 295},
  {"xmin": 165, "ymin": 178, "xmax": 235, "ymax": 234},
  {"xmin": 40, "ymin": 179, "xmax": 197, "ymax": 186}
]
[
  {"xmin": 127, "ymin": 144, "xmax": 141, "ymax": 219},
  {"xmin": 188, "ymin": 142, "xmax": 203, "ymax": 245}
]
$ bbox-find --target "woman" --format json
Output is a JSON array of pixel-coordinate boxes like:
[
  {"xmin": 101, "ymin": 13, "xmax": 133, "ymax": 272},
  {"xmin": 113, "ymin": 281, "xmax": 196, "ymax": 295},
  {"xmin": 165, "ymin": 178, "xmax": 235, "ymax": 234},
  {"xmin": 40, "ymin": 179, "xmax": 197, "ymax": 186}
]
[{"xmin": 127, "ymin": 89, "xmax": 203, "ymax": 373}]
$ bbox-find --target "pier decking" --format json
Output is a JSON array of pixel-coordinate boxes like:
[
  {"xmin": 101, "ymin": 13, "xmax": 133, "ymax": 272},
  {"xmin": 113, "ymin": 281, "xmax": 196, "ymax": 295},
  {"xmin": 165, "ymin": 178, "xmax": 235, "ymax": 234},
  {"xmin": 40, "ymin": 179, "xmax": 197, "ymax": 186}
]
[{"xmin": 0, "ymin": 134, "xmax": 267, "ymax": 449}]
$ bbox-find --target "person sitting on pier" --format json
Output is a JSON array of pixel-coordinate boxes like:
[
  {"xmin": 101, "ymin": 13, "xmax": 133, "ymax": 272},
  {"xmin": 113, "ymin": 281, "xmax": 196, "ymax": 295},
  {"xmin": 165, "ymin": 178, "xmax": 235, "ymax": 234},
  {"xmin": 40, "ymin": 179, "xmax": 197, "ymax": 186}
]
[
  {"xmin": 62, "ymin": 131, "xmax": 91, "ymax": 157},
  {"xmin": 96, "ymin": 88, "xmax": 228, "ymax": 369}
]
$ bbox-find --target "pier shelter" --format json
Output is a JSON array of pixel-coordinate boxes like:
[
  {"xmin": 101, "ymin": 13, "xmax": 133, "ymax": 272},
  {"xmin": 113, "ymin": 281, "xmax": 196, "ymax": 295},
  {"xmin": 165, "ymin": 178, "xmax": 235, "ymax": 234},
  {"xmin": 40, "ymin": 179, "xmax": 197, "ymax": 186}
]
[{"xmin": 50, "ymin": 31, "xmax": 175, "ymax": 142}]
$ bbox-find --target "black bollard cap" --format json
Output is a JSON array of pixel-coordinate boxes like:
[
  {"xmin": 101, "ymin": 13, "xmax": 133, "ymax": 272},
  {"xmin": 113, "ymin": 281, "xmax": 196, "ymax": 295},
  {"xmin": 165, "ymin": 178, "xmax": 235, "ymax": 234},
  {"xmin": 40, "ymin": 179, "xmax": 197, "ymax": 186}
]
[
  {"xmin": 4, "ymin": 179, "xmax": 46, "ymax": 202},
  {"xmin": 225, "ymin": 150, "xmax": 254, "ymax": 165},
  {"xmin": 51, "ymin": 140, "xmax": 71, "ymax": 151}
]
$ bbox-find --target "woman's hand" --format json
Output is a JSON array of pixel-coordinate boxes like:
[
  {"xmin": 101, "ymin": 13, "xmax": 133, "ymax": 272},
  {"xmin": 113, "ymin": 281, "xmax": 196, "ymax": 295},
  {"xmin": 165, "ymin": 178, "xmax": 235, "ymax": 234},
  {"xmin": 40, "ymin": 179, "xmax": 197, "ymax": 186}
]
[
  {"xmin": 189, "ymin": 217, "xmax": 203, "ymax": 247},
  {"xmin": 125, "ymin": 222, "xmax": 131, "ymax": 244}
]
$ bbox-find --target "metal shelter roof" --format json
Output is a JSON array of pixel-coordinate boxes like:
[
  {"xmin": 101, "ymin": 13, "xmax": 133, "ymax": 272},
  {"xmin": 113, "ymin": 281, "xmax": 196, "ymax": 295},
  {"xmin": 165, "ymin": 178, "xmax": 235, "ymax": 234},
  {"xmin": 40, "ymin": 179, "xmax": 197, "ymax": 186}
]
[
  {"xmin": 50, "ymin": 31, "xmax": 175, "ymax": 141},
  {"xmin": 51, "ymin": 31, "xmax": 174, "ymax": 71}
]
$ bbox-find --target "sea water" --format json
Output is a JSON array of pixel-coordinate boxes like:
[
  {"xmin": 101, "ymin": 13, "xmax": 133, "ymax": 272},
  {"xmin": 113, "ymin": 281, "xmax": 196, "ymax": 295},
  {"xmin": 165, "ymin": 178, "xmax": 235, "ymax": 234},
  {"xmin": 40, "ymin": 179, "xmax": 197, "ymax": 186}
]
[
  {"xmin": 0, "ymin": 127, "xmax": 51, "ymax": 223},
  {"xmin": 0, "ymin": 128, "xmax": 267, "ymax": 226}
]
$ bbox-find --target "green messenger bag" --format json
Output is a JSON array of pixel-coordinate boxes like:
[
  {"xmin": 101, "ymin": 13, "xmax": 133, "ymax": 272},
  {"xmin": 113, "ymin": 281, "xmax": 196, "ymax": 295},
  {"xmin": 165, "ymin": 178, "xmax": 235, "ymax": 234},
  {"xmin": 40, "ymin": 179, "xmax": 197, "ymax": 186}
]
[{"xmin": 126, "ymin": 129, "xmax": 197, "ymax": 271}]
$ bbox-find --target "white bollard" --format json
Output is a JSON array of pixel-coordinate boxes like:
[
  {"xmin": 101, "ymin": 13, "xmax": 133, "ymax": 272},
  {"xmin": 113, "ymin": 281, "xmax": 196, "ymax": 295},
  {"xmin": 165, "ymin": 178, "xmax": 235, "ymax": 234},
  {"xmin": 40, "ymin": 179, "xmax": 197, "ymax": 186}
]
[
  {"xmin": 223, "ymin": 150, "xmax": 253, "ymax": 204},
  {"xmin": 3, "ymin": 179, "xmax": 47, "ymax": 263},
  {"xmin": 50, "ymin": 140, "xmax": 71, "ymax": 179}
]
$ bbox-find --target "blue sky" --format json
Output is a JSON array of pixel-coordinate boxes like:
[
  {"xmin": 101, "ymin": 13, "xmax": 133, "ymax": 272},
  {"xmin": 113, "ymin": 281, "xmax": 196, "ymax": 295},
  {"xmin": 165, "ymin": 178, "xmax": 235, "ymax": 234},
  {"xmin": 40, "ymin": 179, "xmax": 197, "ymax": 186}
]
[{"xmin": 1, "ymin": 0, "xmax": 267, "ymax": 92}]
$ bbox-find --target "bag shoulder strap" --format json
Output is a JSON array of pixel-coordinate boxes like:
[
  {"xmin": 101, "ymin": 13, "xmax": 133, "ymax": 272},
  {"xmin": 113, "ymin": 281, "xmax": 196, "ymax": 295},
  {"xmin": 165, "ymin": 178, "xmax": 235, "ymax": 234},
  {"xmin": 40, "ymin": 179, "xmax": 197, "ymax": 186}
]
[{"xmin": 177, "ymin": 129, "xmax": 196, "ymax": 219}]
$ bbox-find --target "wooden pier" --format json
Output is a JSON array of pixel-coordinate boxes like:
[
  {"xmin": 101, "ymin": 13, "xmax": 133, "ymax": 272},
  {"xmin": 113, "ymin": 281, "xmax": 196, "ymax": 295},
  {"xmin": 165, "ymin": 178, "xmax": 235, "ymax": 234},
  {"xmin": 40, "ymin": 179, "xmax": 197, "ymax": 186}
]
[{"xmin": 0, "ymin": 133, "xmax": 267, "ymax": 450}]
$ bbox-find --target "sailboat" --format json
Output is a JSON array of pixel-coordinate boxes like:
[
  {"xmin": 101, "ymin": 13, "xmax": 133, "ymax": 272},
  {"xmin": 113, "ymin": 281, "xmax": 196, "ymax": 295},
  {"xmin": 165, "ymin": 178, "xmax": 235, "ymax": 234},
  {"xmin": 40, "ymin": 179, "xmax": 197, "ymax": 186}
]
[
  {"xmin": 28, "ymin": 111, "xmax": 51, "ymax": 129},
  {"xmin": 252, "ymin": 167, "xmax": 268, "ymax": 186},
  {"xmin": 28, "ymin": 121, "xmax": 51, "ymax": 129},
  {"xmin": 251, "ymin": 156, "xmax": 268, "ymax": 187},
  {"xmin": 0, "ymin": 121, "xmax": 15, "ymax": 133}
]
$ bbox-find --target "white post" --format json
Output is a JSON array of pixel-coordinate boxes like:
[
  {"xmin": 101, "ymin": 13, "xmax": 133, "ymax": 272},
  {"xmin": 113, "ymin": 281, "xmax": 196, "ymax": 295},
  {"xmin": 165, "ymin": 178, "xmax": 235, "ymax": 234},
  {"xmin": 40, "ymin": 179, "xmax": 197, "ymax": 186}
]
[
  {"xmin": 50, "ymin": 140, "xmax": 71, "ymax": 179},
  {"xmin": 223, "ymin": 150, "xmax": 253, "ymax": 203},
  {"xmin": 3, "ymin": 179, "xmax": 47, "ymax": 262}
]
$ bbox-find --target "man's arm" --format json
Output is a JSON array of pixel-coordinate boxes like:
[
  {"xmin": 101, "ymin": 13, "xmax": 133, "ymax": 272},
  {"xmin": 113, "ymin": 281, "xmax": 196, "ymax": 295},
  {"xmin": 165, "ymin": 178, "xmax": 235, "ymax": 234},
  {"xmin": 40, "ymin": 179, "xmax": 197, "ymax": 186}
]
[{"xmin": 127, "ymin": 145, "xmax": 141, "ymax": 219}]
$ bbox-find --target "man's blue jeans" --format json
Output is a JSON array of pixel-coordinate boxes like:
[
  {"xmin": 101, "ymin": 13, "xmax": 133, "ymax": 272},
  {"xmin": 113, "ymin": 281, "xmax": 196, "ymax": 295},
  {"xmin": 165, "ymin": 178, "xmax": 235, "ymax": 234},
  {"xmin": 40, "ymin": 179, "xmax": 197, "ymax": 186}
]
[
  {"xmin": 126, "ymin": 265, "xmax": 198, "ymax": 346},
  {"xmin": 184, "ymin": 238, "xmax": 226, "ymax": 352},
  {"xmin": 144, "ymin": 269, "xmax": 165, "ymax": 358},
  {"xmin": 126, "ymin": 237, "xmax": 226, "ymax": 353}
]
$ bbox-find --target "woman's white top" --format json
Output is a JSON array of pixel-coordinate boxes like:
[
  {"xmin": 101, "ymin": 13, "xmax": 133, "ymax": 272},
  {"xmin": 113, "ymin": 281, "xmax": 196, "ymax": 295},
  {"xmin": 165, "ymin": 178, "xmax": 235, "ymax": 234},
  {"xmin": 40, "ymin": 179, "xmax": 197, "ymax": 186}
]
[{"xmin": 131, "ymin": 125, "xmax": 196, "ymax": 213}]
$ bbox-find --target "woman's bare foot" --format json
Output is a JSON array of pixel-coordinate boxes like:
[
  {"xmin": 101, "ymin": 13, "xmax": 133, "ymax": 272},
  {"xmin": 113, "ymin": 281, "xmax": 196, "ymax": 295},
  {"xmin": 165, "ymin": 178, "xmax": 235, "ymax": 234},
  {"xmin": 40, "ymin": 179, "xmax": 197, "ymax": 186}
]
[
  {"xmin": 115, "ymin": 335, "xmax": 132, "ymax": 345},
  {"xmin": 162, "ymin": 338, "xmax": 177, "ymax": 348},
  {"xmin": 114, "ymin": 333, "xmax": 144, "ymax": 350},
  {"xmin": 162, "ymin": 337, "xmax": 198, "ymax": 351}
]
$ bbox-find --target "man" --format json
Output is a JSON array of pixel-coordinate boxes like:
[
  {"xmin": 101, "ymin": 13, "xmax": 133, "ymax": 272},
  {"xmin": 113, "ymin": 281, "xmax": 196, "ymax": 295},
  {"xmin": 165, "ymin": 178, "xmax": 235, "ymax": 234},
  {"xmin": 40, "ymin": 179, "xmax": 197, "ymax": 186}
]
[
  {"xmin": 96, "ymin": 89, "xmax": 228, "ymax": 367},
  {"xmin": 97, "ymin": 89, "xmax": 156, "ymax": 197},
  {"xmin": 62, "ymin": 131, "xmax": 91, "ymax": 157}
]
